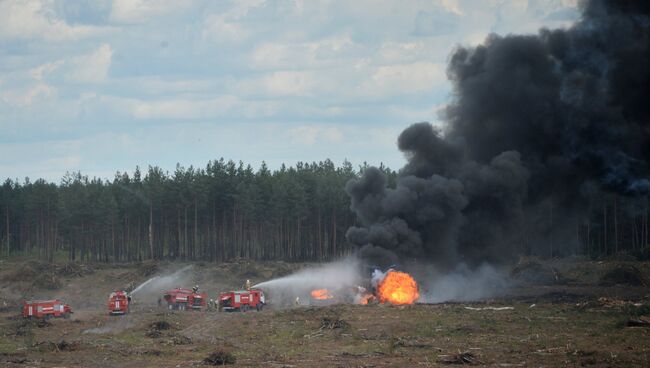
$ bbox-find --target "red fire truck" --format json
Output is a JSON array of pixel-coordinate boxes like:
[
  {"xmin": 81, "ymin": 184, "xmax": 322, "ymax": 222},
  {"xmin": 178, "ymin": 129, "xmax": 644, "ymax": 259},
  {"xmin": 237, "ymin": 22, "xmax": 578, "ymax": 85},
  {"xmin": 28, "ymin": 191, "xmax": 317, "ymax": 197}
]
[
  {"xmin": 163, "ymin": 288, "xmax": 207, "ymax": 311},
  {"xmin": 218, "ymin": 289, "xmax": 265, "ymax": 312},
  {"xmin": 108, "ymin": 290, "xmax": 131, "ymax": 315},
  {"xmin": 22, "ymin": 299, "xmax": 73, "ymax": 319}
]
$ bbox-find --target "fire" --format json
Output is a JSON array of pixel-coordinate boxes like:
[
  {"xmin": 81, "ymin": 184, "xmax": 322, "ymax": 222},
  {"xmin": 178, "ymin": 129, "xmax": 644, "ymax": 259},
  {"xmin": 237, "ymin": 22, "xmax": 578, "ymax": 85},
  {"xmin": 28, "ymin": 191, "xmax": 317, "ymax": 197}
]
[
  {"xmin": 311, "ymin": 288, "xmax": 333, "ymax": 300},
  {"xmin": 356, "ymin": 293, "xmax": 374, "ymax": 305},
  {"xmin": 376, "ymin": 270, "xmax": 419, "ymax": 305}
]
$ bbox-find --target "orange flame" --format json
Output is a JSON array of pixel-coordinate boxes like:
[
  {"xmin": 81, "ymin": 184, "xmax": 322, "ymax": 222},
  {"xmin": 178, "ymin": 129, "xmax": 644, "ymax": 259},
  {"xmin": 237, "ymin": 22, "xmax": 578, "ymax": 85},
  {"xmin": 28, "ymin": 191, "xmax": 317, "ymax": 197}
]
[
  {"xmin": 377, "ymin": 270, "xmax": 419, "ymax": 305},
  {"xmin": 311, "ymin": 288, "xmax": 333, "ymax": 300},
  {"xmin": 357, "ymin": 293, "xmax": 374, "ymax": 305}
]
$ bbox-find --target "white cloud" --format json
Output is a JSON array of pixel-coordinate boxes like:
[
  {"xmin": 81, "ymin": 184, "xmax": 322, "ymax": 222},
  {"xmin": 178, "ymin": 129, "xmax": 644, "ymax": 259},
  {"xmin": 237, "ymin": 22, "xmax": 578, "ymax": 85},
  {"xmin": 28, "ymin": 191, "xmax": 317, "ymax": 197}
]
[
  {"xmin": 377, "ymin": 40, "xmax": 451, "ymax": 64},
  {"xmin": 109, "ymin": 0, "xmax": 188, "ymax": 24},
  {"xmin": 30, "ymin": 60, "xmax": 64, "ymax": 81},
  {"xmin": 238, "ymin": 71, "xmax": 318, "ymax": 97},
  {"xmin": 201, "ymin": 0, "xmax": 266, "ymax": 43},
  {"xmin": 249, "ymin": 34, "xmax": 356, "ymax": 70},
  {"xmin": 202, "ymin": 14, "xmax": 251, "ymax": 44},
  {"xmin": 67, "ymin": 44, "xmax": 113, "ymax": 83},
  {"xmin": 262, "ymin": 71, "xmax": 314, "ymax": 96},
  {"xmin": 288, "ymin": 125, "xmax": 343, "ymax": 145},
  {"xmin": 387, "ymin": 103, "xmax": 444, "ymax": 123},
  {"xmin": 121, "ymin": 77, "xmax": 215, "ymax": 95},
  {"xmin": 440, "ymin": 0, "xmax": 463, "ymax": 16},
  {"xmin": 1, "ymin": 83, "xmax": 56, "ymax": 106},
  {"xmin": 131, "ymin": 95, "xmax": 240, "ymax": 119},
  {"xmin": 0, "ymin": 0, "xmax": 104, "ymax": 41},
  {"xmin": 357, "ymin": 62, "xmax": 446, "ymax": 97}
]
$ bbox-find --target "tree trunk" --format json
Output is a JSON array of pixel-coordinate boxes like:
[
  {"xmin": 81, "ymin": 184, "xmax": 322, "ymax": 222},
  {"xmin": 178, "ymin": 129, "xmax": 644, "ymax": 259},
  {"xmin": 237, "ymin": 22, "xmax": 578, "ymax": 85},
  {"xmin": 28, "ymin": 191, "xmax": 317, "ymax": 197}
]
[
  {"xmin": 642, "ymin": 196, "xmax": 648, "ymax": 250},
  {"xmin": 614, "ymin": 195, "xmax": 618, "ymax": 254},
  {"xmin": 112, "ymin": 221, "xmax": 116, "ymax": 261},
  {"xmin": 194, "ymin": 198, "xmax": 198, "ymax": 260},
  {"xmin": 549, "ymin": 203, "xmax": 554, "ymax": 258},
  {"xmin": 332, "ymin": 209, "xmax": 337, "ymax": 258},
  {"xmin": 603, "ymin": 198, "xmax": 607, "ymax": 255},
  {"xmin": 317, "ymin": 207, "xmax": 322, "ymax": 261},
  {"xmin": 177, "ymin": 208, "xmax": 181, "ymax": 260},
  {"xmin": 5, "ymin": 207, "xmax": 9, "ymax": 256},
  {"xmin": 149, "ymin": 203, "xmax": 154, "ymax": 260}
]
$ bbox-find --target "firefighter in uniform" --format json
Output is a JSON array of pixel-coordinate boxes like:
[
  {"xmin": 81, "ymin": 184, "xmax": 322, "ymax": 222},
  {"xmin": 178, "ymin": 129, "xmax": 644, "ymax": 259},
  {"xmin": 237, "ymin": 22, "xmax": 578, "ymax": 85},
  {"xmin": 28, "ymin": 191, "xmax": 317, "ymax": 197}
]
[
  {"xmin": 244, "ymin": 279, "xmax": 251, "ymax": 291},
  {"xmin": 126, "ymin": 281, "xmax": 135, "ymax": 293},
  {"xmin": 192, "ymin": 285, "xmax": 199, "ymax": 293}
]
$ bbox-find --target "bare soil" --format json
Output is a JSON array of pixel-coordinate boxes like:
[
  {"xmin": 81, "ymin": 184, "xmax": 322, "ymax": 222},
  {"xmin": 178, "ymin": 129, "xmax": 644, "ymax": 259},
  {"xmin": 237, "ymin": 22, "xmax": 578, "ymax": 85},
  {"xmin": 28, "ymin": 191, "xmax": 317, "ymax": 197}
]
[{"xmin": 0, "ymin": 258, "xmax": 649, "ymax": 367}]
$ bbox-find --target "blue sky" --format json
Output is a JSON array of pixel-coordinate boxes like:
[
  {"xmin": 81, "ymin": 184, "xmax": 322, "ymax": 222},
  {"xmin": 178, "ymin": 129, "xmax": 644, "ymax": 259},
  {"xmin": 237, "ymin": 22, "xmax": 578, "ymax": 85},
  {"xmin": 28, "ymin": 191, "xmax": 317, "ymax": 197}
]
[{"xmin": 0, "ymin": 0, "xmax": 579, "ymax": 182}]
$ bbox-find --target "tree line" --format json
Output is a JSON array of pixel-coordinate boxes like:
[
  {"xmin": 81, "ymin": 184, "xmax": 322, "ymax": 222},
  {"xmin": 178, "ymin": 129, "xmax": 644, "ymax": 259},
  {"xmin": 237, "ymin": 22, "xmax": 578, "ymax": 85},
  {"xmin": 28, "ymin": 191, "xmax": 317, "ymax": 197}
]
[
  {"xmin": 0, "ymin": 159, "xmax": 397, "ymax": 263},
  {"xmin": 1, "ymin": 158, "xmax": 648, "ymax": 263}
]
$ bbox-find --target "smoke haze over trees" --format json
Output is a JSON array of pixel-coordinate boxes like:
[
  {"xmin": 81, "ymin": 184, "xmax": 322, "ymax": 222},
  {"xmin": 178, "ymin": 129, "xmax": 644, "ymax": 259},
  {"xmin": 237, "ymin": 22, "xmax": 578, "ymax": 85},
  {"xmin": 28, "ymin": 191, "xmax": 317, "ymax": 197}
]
[{"xmin": 346, "ymin": 0, "xmax": 650, "ymax": 268}]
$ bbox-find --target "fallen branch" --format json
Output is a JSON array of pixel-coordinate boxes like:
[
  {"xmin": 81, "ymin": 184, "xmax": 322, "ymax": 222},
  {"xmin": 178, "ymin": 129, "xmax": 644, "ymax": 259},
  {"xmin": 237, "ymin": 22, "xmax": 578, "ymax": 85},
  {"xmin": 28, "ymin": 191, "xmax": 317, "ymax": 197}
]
[
  {"xmin": 626, "ymin": 316, "xmax": 650, "ymax": 327},
  {"xmin": 438, "ymin": 351, "xmax": 481, "ymax": 365},
  {"xmin": 464, "ymin": 306, "xmax": 514, "ymax": 311}
]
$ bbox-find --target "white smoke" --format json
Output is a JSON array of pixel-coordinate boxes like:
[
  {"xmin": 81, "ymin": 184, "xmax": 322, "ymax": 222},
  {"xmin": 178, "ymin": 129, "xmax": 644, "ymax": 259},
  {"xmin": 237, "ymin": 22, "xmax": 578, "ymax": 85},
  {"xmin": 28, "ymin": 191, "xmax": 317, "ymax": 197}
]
[
  {"xmin": 252, "ymin": 258, "xmax": 510, "ymax": 306},
  {"xmin": 371, "ymin": 268, "xmax": 393, "ymax": 288},
  {"xmin": 418, "ymin": 263, "xmax": 510, "ymax": 303},
  {"xmin": 253, "ymin": 258, "xmax": 363, "ymax": 307}
]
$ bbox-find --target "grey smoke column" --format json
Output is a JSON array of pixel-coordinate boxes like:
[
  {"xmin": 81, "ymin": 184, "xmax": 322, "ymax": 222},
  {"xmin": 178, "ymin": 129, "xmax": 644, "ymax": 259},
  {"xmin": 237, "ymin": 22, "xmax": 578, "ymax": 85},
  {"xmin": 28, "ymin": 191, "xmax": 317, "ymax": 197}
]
[{"xmin": 347, "ymin": 0, "xmax": 650, "ymax": 266}]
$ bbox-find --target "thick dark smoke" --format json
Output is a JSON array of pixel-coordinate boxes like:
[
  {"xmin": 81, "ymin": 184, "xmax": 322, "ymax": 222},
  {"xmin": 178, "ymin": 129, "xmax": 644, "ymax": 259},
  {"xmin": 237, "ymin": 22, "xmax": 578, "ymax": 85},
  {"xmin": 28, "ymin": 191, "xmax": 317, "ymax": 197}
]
[{"xmin": 347, "ymin": 0, "xmax": 650, "ymax": 267}]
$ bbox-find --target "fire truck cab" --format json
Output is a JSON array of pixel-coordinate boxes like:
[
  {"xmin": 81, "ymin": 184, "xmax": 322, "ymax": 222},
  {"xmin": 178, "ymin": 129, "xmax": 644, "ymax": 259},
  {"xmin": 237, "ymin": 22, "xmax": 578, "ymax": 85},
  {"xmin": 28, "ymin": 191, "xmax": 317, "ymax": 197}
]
[
  {"xmin": 163, "ymin": 288, "xmax": 207, "ymax": 311},
  {"xmin": 108, "ymin": 290, "xmax": 131, "ymax": 315},
  {"xmin": 22, "ymin": 299, "xmax": 73, "ymax": 319},
  {"xmin": 218, "ymin": 289, "xmax": 265, "ymax": 312}
]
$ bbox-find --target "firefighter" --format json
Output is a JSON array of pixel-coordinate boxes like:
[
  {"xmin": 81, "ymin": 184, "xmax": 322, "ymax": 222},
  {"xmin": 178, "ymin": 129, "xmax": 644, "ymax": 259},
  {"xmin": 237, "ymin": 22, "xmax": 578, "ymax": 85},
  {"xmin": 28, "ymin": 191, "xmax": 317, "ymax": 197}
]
[
  {"xmin": 126, "ymin": 281, "xmax": 135, "ymax": 293},
  {"xmin": 244, "ymin": 279, "xmax": 251, "ymax": 291},
  {"xmin": 192, "ymin": 285, "xmax": 199, "ymax": 293},
  {"xmin": 293, "ymin": 296, "xmax": 300, "ymax": 307}
]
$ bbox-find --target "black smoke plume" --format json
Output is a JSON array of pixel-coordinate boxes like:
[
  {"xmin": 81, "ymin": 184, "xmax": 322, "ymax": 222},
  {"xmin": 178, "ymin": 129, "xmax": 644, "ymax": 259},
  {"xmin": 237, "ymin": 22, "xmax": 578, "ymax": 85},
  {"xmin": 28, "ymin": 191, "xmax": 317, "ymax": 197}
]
[{"xmin": 347, "ymin": 0, "xmax": 650, "ymax": 268}]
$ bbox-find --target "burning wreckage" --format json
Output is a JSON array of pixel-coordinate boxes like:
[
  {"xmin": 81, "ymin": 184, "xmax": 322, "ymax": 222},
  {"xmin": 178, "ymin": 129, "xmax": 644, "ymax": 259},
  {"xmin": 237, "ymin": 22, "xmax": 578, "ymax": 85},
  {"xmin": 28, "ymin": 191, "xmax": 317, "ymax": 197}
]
[{"xmin": 304, "ymin": 269, "xmax": 420, "ymax": 307}]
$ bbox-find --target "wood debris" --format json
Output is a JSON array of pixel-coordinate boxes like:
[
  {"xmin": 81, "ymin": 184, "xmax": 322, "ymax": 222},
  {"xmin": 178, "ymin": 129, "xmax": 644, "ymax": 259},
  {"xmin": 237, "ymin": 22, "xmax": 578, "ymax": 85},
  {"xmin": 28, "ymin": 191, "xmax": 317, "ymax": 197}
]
[
  {"xmin": 464, "ymin": 306, "xmax": 514, "ymax": 311},
  {"xmin": 438, "ymin": 351, "xmax": 480, "ymax": 365}
]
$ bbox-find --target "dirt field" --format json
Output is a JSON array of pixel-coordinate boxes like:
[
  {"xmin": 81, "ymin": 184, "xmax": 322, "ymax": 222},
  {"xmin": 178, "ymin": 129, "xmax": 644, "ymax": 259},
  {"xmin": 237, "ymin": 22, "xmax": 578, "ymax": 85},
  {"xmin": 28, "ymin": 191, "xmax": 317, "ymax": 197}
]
[{"xmin": 1, "ymin": 258, "xmax": 649, "ymax": 367}]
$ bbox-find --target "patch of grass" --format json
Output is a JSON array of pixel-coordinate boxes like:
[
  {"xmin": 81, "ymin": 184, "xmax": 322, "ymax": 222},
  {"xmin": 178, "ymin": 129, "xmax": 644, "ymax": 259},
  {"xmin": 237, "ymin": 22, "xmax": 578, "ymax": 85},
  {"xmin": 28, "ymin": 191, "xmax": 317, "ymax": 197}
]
[
  {"xmin": 412, "ymin": 324, "xmax": 433, "ymax": 338},
  {"xmin": 622, "ymin": 304, "xmax": 650, "ymax": 317},
  {"xmin": 0, "ymin": 337, "xmax": 22, "ymax": 354},
  {"xmin": 113, "ymin": 330, "xmax": 153, "ymax": 346}
]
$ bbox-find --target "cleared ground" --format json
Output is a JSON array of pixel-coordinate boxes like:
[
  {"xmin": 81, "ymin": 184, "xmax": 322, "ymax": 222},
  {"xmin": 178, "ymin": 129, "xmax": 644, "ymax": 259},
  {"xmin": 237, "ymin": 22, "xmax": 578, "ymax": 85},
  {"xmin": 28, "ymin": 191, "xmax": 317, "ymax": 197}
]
[{"xmin": 0, "ymin": 258, "xmax": 649, "ymax": 367}]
